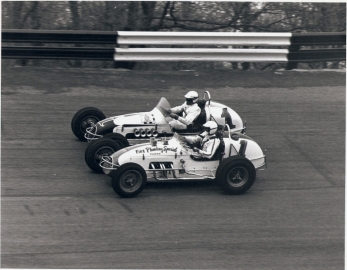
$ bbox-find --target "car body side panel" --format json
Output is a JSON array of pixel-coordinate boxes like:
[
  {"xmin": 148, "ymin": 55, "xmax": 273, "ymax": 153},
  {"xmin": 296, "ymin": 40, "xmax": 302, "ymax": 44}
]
[
  {"xmin": 223, "ymin": 138, "xmax": 265, "ymax": 169},
  {"xmin": 207, "ymin": 101, "xmax": 244, "ymax": 132},
  {"xmin": 115, "ymin": 133, "xmax": 265, "ymax": 180}
]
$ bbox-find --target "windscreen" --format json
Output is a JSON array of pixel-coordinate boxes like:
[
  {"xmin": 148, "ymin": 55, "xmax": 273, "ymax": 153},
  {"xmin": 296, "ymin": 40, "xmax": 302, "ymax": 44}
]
[
  {"xmin": 155, "ymin": 97, "xmax": 171, "ymax": 117},
  {"xmin": 172, "ymin": 133, "xmax": 190, "ymax": 150}
]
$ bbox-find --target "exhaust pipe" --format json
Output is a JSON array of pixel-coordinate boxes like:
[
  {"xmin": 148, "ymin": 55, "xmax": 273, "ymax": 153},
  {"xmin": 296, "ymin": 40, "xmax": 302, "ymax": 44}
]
[
  {"xmin": 152, "ymin": 129, "xmax": 158, "ymax": 137},
  {"xmin": 134, "ymin": 128, "xmax": 141, "ymax": 137},
  {"xmin": 146, "ymin": 128, "xmax": 152, "ymax": 137},
  {"xmin": 140, "ymin": 129, "xmax": 147, "ymax": 137}
]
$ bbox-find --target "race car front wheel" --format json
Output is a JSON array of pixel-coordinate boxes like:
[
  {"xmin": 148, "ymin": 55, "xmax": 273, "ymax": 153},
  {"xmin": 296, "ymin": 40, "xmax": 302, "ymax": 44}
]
[
  {"xmin": 216, "ymin": 157, "xmax": 256, "ymax": 195},
  {"xmin": 85, "ymin": 138, "xmax": 120, "ymax": 173},
  {"xmin": 103, "ymin": 133, "xmax": 129, "ymax": 148},
  {"xmin": 112, "ymin": 163, "xmax": 147, "ymax": 198},
  {"xmin": 71, "ymin": 107, "xmax": 106, "ymax": 141}
]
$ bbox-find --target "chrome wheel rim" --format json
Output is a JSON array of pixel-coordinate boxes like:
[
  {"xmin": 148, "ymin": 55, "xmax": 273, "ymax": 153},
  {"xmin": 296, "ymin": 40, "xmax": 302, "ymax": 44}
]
[
  {"xmin": 80, "ymin": 116, "xmax": 99, "ymax": 133},
  {"xmin": 119, "ymin": 170, "xmax": 143, "ymax": 192},
  {"xmin": 227, "ymin": 166, "xmax": 249, "ymax": 187},
  {"xmin": 94, "ymin": 146, "xmax": 114, "ymax": 163}
]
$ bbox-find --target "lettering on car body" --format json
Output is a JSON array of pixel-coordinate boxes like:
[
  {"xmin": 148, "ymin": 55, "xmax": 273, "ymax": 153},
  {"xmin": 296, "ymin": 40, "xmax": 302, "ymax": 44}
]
[{"xmin": 135, "ymin": 146, "xmax": 178, "ymax": 154}]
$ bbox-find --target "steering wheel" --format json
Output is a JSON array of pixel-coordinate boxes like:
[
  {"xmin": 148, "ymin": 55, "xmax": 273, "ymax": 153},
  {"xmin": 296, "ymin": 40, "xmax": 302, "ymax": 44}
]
[{"xmin": 203, "ymin": 91, "xmax": 211, "ymax": 105}]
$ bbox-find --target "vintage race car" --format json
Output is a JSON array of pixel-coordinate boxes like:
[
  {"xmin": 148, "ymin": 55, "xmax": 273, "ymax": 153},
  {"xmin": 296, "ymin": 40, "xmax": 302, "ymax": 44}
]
[
  {"xmin": 75, "ymin": 91, "xmax": 246, "ymax": 172},
  {"xmin": 99, "ymin": 125, "xmax": 266, "ymax": 198},
  {"xmin": 71, "ymin": 91, "xmax": 245, "ymax": 143}
]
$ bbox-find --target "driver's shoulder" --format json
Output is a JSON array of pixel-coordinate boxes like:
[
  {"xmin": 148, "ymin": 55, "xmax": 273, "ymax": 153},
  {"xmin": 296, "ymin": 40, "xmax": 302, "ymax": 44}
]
[{"xmin": 188, "ymin": 103, "xmax": 201, "ymax": 110}]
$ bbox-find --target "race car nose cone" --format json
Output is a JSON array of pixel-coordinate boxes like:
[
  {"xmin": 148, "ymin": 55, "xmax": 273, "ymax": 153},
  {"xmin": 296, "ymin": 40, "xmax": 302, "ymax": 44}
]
[{"xmin": 96, "ymin": 120, "xmax": 116, "ymax": 135}]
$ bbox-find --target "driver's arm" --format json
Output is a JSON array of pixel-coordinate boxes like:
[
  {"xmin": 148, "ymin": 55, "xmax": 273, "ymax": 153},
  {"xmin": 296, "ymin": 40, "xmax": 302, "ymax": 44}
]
[
  {"xmin": 198, "ymin": 139, "xmax": 220, "ymax": 159},
  {"xmin": 184, "ymin": 135, "xmax": 201, "ymax": 145},
  {"xmin": 177, "ymin": 107, "xmax": 201, "ymax": 126},
  {"xmin": 170, "ymin": 104, "xmax": 184, "ymax": 114}
]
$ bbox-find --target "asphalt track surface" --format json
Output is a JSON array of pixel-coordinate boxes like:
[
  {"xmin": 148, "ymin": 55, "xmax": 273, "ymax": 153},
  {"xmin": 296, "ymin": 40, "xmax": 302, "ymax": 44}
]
[{"xmin": 1, "ymin": 67, "xmax": 345, "ymax": 269}]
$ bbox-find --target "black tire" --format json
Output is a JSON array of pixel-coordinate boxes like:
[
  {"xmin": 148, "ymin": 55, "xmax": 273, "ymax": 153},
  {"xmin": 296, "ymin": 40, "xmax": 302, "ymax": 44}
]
[
  {"xmin": 103, "ymin": 133, "xmax": 129, "ymax": 148},
  {"xmin": 85, "ymin": 138, "xmax": 120, "ymax": 173},
  {"xmin": 71, "ymin": 107, "xmax": 106, "ymax": 141},
  {"xmin": 112, "ymin": 163, "xmax": 147, "ymax": 198},
  {"xmin": 216, "ymin": 157, "xmax": 256, "ymax": 195}
]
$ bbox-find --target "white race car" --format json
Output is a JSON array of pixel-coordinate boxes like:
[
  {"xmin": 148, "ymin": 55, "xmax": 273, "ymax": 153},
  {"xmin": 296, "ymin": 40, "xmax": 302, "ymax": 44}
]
[
  {"xmin": 100, "ymin": 125, "xmax": 266, "ymax": 198},
  {"xmin": 73, "ymin": 91, "xmax": 246, "ymax": 172}
]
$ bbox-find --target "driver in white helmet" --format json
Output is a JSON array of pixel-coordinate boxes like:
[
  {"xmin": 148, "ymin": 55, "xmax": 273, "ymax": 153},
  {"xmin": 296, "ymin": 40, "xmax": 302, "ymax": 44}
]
[
  {"xmin": 168, "ymin": 91, "xmax": 201, "ymax": 130},
  {"xmin": 185, "ymin": 121, "xmax": 221, "ymax": 159}
]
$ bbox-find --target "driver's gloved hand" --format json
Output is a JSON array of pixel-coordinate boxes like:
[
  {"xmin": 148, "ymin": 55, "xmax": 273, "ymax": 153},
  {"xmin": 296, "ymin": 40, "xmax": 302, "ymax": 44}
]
[
  {"xmin": 193, "ymin": 147, "xmax": 200, "ymax": 153},
  {"xmin": 169, "ymin": 113, "xmax": 179, "ymax": 120}
]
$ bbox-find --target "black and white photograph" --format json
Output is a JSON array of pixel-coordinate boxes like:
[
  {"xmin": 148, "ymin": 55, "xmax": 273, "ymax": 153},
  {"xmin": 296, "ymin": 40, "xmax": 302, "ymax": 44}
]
[{"xmin": 1, "ymin": 1, "xmax": 345, "ymax": 269}]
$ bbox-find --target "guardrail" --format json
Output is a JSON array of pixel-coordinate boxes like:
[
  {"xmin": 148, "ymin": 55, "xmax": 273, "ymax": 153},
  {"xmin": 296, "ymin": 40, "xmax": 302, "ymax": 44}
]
[
  {"xmin": 2, "ymin": 46, "xmax": 114, "ymax": 60},
  {"xmin": 114, "ymin": 48, "xmax": 290, "ymax": 62},
  {"xmin": 116, "ymin": 32, "xmax": 292, "ymax": 46},
  {"xmin": 2, "ymin": 30, "xmax": 345, "ymax": 68}
]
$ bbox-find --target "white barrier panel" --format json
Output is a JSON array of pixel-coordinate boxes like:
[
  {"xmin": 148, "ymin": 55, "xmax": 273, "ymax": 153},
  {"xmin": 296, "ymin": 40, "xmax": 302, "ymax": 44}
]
[
  {"xmin": 114, "ymin": 48, "xmax": 289, "ymax": 62},
  {"xmin": 117, "ymin": 32, "xmax": 292, "ymax": 46}
]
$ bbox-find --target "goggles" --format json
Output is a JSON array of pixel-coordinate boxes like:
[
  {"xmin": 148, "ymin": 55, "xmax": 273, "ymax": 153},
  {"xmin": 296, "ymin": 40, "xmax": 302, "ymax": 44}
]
[{"xmin": 204, "ymin": 127, "xmax": 217, "ymax": 132}]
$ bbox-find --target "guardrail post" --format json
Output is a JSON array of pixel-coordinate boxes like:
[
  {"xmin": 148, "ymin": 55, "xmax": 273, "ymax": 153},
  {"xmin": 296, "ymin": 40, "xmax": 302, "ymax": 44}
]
[
  {"xmin": 286, "ymin": 45, "xmax": 300, "ymax": 70},
  {"xmin": 242, "ymin": 46, "xmax": 250, "ymax": 70}
]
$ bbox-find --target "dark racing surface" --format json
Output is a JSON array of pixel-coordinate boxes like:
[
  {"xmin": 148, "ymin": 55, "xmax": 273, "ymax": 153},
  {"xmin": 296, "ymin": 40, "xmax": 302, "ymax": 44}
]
[{"xmin": 1, "ymin": 67, "xmax": 345, "ymax": 269}]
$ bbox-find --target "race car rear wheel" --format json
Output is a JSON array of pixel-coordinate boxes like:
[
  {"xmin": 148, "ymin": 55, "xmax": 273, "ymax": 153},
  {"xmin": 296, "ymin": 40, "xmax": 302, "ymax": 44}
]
[
  {"xmin": 71, "ymin": 107, "xmax": 106, "ymax": 141},
  {"xmin": 103, "ymin": 133, "xmax": 129, "ymax": 148},
  {"xmin": 85, "ymin": 138, "xmax": 120, "ymax": 173},
  {"xmin": 216, "ymin": 157, "xmax": 256, "ymax": 195},
  {"xmin": 112, "ymin": 163, "xmax": 147, "ymax": 198}
]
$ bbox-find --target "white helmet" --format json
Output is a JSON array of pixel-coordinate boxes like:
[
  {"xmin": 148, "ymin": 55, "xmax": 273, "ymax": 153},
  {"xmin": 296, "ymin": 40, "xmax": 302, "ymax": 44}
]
[
  {"xmin": 184, "ymin": 91, "xmax": 199, "ymax": 103},
  {"xmin": 203, "ymin": 121, "xmax": 218, "ymax": 135}
]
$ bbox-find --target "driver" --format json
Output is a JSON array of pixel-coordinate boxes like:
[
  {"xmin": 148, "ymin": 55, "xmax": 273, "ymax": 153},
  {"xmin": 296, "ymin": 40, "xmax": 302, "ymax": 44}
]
[
  {"xmin": 168, "ymin": 91, "xmax": 201, "ymax": 130},
  {"xmin": 185, "ymin": 121, "xmax": 220, "ymax": 159}
]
